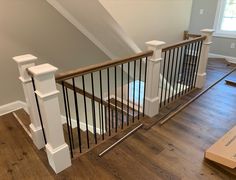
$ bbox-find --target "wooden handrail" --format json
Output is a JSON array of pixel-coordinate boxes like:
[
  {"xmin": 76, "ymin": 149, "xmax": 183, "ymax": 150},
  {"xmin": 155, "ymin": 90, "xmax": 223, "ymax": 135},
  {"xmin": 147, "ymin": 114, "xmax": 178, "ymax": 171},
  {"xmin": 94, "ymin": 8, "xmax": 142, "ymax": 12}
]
[
  {"xmin": 162, "ymin": 36, "xmax": 206, "ymax": 52},
  {"xmin": 183, "ymin": 30, "xmax": 201, "ymax": 40},
  {"xmin": 56, "ymin": 51, "xmax": 153, "ymax": 82}
]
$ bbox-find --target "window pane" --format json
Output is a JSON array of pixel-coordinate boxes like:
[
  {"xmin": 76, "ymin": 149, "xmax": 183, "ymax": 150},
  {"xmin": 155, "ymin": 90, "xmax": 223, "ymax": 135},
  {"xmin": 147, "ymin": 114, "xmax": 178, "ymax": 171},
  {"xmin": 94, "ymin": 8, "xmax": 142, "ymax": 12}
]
[
  {"xmin": 221, "ymin": 17, "xmax": 236, "ymax": 31},
  {"xmin": 224, "ymin": 0, "xmax": 236, "ymax": 17},
  {"xmin": 221, "ymin": 0, "xmax": 236, "ymax": 31}
]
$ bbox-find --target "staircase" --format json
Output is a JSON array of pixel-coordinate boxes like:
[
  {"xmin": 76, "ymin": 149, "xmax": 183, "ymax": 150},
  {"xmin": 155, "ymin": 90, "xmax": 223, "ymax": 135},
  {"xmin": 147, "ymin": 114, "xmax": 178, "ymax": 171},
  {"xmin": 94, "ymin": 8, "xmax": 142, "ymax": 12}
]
[{"xmin": 13, "ymin": 29, "xmax": 214, "ymax": 173}]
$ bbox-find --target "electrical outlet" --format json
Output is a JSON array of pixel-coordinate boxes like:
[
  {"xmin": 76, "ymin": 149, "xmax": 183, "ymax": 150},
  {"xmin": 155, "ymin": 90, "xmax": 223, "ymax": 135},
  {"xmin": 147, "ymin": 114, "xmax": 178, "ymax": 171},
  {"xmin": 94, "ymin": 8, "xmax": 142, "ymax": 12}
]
[
  {"xmin": 200, "ymin": 9, "xmax": 204, "ymax": 15},
  {"xmin": 231, "ymin": 43, "xmax": 235, "ymax": 49}
]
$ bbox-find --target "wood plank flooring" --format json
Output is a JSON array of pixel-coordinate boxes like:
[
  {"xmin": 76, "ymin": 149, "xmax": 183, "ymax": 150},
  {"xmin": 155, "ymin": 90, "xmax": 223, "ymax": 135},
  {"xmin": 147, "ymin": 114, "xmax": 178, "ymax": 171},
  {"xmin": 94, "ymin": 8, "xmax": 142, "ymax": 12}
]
[{"xmin": 1, "ymin": 58, "xmax": 236, "ymax": 179}]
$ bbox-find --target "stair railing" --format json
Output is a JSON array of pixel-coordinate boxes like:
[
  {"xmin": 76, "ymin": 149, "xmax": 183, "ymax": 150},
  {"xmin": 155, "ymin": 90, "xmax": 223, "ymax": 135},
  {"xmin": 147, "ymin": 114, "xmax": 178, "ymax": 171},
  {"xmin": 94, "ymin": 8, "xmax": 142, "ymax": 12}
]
[
  {"xmin": 14, "ymin": 40, "xmax": 166, "ymax": 173},
  {"xmin": 54, "ymin": 47, "xmax": 163, "ymax": 158},
  {"xmin": 13, "ymin": 29, "xmax": 213, "ymax": 173},
  {"xmin": 159, "ymin": 29, "xmax": 214, "ymax": 108},
  {"xmin": 183, "ymin": 30, "xmax": 201, "ymax": 40}
]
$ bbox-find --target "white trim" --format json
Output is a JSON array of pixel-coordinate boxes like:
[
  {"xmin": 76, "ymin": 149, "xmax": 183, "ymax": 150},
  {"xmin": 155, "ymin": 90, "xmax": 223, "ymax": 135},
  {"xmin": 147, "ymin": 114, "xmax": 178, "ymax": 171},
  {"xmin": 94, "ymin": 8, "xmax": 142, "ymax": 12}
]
[
  {"xmin": 61, "ymin": 115, "xmax": 103, "ymax": 135},
  {"xmin": 13, "ymin": 112, "xmax": 32, "ymax": 138},
  {"xmin": 46, "ymin": 0, "xmax": 116, "ymax": 59},
  {"xmin": 0, "ymin": 101, "xmax": 28, "ymax": 116},
  {"xmin": 213, "ymin": 33, "xmax": 236, "ymax": 39},
  {"xmin": 209, "ymin": 53, "xmax": 236, "ymax": 64}
]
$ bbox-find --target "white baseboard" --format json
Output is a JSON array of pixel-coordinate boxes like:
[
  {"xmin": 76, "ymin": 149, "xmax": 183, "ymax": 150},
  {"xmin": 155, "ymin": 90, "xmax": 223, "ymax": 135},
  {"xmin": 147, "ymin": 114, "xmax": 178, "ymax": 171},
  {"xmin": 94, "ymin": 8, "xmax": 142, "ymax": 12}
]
[
  {"xmin": 61, "ymin": 115, "xmax": 102, "ymax": 135},
  {"xmin": 0, "ymin": 101, "xmax": 28, "ymax": 116},
  {"xmin": 209, "ymin": 53, "xmax": 236, "ymax": 64}
]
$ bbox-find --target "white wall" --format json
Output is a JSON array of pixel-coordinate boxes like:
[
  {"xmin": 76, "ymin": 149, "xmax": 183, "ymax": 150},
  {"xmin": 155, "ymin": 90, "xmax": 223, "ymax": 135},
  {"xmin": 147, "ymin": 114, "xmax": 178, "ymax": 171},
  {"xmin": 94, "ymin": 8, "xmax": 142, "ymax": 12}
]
[{"xmin": 99, "ymin": 0, "xmax": 193, "ymax": 50}]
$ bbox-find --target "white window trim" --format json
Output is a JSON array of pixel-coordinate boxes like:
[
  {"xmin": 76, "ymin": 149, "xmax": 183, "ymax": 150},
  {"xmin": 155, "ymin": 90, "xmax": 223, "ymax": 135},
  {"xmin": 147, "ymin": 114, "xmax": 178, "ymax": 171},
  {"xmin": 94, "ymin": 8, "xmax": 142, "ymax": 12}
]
[{"xmin": 214, "ymin": 0, "xmax": 236, "ymax": 39}]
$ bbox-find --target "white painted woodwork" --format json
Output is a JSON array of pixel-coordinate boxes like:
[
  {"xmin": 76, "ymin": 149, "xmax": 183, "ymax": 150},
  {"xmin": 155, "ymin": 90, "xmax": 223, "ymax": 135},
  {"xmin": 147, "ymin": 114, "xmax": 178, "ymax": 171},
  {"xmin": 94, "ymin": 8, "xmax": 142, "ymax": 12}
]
[
  {"xmin": 144, "ymin": 40, "xmax": 166, "ymax": 117},
  {"xmin": 196, "ymin": 29, "xmax": 214, "ymax": 88},
  {"xmin": 13, "ymin": 54, "xmax": 45, "ymax": 149},
  {"xmin": 0, "ymin": 101, "xmax": 27, "ymax": 116},
  {"xmin": 205, "ymin": 125, "xmax": 236, "ymax": 168},
  {"xmin": 28, "ymin": 63, "xmax": 71, "ymax": 174}
]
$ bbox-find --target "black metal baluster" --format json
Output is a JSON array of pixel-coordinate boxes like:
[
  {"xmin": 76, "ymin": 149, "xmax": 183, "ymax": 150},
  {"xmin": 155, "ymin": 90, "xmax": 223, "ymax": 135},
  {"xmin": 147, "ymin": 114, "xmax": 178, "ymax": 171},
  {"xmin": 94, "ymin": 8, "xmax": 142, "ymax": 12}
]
[
  {"xmin": 193, "ymin": 41, "xmax": 203, "ymax": 87},
  {"xmin": 127, "ymin": 62, "xmax": 130, "ymax": 126},
  {"xmin": 82, "ymin": 76, "xmax": 90, "ymax": 149},
  {"xmin": 62, "ymin": 82, "xmax": 73, "ymax": 158},
  {"xmin": 168, "ymin": 49, "xmax": 175, "ymax": 103},
  {"xmin": 72, "ymin": 78, "xmax": 82, "ymax": 153},
  {"xmin": 164, "ymin": 50, "xmax": 171, "ymax": 105},
  {"xmin": 111, "ymin": 110, "xmax": 114, "ymax": 129},
  {"xmin": 105, "ymin": 106, "xmax": 107, "ymax": 132},
  {"xmin": 132, "ymin": 60, "xmax": 136, "ymax": 122},
  {"xmin": 187, "ymin": 43, "xmax": 196, "ymax": 92},
  {"xmin": 114, "ymin": 66, "xmax": 118, "ymax": 132},
  {"xmin": 185, "ymin": 43, "xmax": 193, "ymax": 93},
  {"xmin": 98, "ymin": 103, "xmax": 101, "ymax": 135},
  {"xmin": 107, "ymin": 68, "xmax": 111, "ymax": 136},
  {"xmin": 173, "ymin": 47, "xmax": 180, "ymax": 99},
  {"xmin": 160, "ymin": 52, "xmax": 167, "ymax": 108},
  {"xmin": 189, "ymin": 42, "xmax": 199, "ymax": 90},
  {"xmin": 65, "ymin": 87, "xmax": 75, "ymax": 149},
  {"xmin": 182, "ymin": 44, "xmax": 189, "ymax": 96},
  {"xmin": 138, "ymin": 59, "xmax": 142, "ymax": 120},
  {"xmin": 121, "ymin": 64, "xmax": 124, "ymax": 129},
  {"xmin": 31, "ymin": 78, "xmax": 47, "ymax": 144},
  {"xmin": 190, "ymin": 41, "xmax": 200, "ymax": 89},
  {"xmin": 143, "ymin": 57, "xmax": 148, "ymax": 117},
  {"xmin": 171, "ymin": 48, "xmax": 178, "ymax": 101},
  {"xmin": 91, "ymin": 73, "xmax": 97, "ymax": 144},
  {"xmin": 99, "ymin": 70, "xmax": 105, "ymax": 140},
  {"xmin": 177, "ymin": 46, "xmax": 184, "ymax": 98}
]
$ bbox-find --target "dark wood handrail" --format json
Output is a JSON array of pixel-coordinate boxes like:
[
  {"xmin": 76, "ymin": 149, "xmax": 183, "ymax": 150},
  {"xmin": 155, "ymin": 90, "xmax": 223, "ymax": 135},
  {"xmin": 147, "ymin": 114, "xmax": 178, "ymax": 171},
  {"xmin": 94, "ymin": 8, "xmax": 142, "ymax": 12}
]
[
  {"xmin": 183, "ymin": 30, "xmax": 201, "ymax": 40},
  {"xmin": 56, "ymin": 51, "xmax": 153, "ymax": 82},
  {"xmin": 162, "ymin": 36, "xmax": 206, "ymax": 52}
]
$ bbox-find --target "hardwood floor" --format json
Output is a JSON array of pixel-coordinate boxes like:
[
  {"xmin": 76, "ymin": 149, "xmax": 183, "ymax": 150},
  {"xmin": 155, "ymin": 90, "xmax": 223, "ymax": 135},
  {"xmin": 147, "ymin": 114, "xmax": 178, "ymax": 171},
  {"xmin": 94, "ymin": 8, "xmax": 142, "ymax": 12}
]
[{"xmin": 1, "ymin": 58, "xmax": 236, "ymax": 179}]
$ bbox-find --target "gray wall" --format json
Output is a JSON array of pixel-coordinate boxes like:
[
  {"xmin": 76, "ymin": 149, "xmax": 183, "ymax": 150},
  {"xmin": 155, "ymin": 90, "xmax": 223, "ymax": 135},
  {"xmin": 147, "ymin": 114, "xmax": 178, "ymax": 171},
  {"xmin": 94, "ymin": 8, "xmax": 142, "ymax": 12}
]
[
  {"xmin": 189, "ymin": 0, "xmax": 236, "ymax": 57},
  {"xmin": 0, "ymin": 0, "xmax": 108, "ymax": 106}
]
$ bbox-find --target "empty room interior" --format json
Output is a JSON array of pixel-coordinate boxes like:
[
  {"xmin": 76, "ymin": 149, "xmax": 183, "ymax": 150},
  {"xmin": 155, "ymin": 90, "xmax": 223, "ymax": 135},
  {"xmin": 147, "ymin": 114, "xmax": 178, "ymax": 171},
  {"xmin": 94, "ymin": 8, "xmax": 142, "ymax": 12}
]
[{"xmin": 1, "ymin": 0, "xmax": 236, "ymax": 179}]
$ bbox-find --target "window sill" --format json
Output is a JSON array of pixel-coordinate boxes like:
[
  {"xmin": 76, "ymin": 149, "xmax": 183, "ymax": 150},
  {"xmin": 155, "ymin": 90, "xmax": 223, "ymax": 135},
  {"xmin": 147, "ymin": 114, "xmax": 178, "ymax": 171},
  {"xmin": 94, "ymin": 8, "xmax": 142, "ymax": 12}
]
[{"xmin": 213, "ymin": 33, "xmax": 236, "ymax": 39}]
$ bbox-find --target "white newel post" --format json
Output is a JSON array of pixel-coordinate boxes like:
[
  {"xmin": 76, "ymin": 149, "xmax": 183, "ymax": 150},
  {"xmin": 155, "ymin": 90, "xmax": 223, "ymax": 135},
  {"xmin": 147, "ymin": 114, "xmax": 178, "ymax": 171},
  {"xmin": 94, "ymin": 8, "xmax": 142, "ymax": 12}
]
[
  {"xmin": 28, "ymin": 63, "xmax": 71, "ymax": 173},
  {"xmin": 13, "ymin": 54, "xmax": 45, "ymax": 149},
  {"xmin": 196, "ymin": 29, "xmax": 214, "ymax": 88},
  {"xmin": 145, "ymin": 40, "xmax": 166, "ymax": 117}
]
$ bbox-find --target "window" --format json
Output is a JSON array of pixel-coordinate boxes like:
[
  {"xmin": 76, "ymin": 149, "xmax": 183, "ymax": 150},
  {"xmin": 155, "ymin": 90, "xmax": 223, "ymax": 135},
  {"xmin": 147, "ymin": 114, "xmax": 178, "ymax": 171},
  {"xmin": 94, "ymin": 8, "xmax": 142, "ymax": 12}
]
[{"xmin": 214, "ymin": 0, "xmax": 236, "ymax": 38}]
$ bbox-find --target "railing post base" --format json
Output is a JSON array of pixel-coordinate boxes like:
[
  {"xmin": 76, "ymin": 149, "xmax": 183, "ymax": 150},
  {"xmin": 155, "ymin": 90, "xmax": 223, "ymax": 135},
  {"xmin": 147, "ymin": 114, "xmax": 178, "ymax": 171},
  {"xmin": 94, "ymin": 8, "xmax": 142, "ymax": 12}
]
[
  {"xmin": 46, "ymin": 144, "xmax": 71, "ymax": 174},
  {"xmin": 29, "ymin": 124, "xmax": 45, "ymax": 149},
  {"xmin": 196, "ymin": 73, "xmax": 206, "ymax": 88},
  {"xmin": 144, "ymin": 97, "xmax": 160, "ymax": 117}
]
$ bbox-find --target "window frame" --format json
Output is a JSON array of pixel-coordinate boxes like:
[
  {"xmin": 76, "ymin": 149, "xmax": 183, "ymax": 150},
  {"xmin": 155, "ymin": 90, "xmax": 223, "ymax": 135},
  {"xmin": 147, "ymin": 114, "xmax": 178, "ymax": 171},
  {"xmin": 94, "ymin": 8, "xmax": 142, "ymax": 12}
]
[{"xmin": 214, "ymin": 0, "xmax": 236, "ymax": 38}]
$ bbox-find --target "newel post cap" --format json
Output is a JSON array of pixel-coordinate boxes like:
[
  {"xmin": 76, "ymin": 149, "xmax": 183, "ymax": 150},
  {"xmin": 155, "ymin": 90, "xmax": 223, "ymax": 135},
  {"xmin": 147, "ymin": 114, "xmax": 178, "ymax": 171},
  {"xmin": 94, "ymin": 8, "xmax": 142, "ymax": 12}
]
[
  {"xmin": 146, "ymin": 40, "xmax": 166, "ymax": 48},
  {"xmin": 201, "ymin": 29, "xmax": 215, "ymax": 34},
  {"xmin": 28, "ymin": 63, "xmax": 58, "ymax": 77},
  {"xmin": 13, "ymin": 54, "xmax": 38, "ymax": 64}
]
